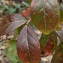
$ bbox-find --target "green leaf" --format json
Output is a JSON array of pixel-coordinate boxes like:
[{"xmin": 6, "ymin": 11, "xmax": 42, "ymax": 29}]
[
  {"xmin": 2, "ymin": 40, "xmax": 5, "ymax": 43},
  {"xmin": 1, "ymin": 8, "xmax": 5, "ymax": 12},
  {"xmin": 40, "ymin": 31, "xmax": 57, "ymax": 56},
  {"xmin": 55, "ymin": 9, "xmax": 63, "ymax": 31},
  {"xmin": 57, "ymin": 0, "xmax": 63, "ymax": 24},
  {"xmin": 60, "ymin": 9, "xmax": 63, "ymax": 24},
  {"xmin": 51, "ymin": 42, "xmax": 63, "ymax": 63},
  {"xmin": 9, "ymin": 8, "xmax": 16, "ymax": 14},
  {"xmin": 40, "ymin": 34, "xmax": 50, "ymax": 51},
  {"xmin": 55, "ymin": 23, "xmax": 62, "ymax": 31},
  {"xmin": 13, "ymin": 29, "xmax": 18, "ymax": 39},
  {"xmin": 22, "ymin": 2, "xmax": 30, "ymax": 7},
  {"xmin": 29, "ymin": 22, "xmax": 38, "ymax": 30},
  {"xmin": 27, "ymin": 0, "xmax": 32, "ymax": 5},
  {"xmin": 13, "ymin": 4, "xmax": 21, "ymax": 9},
  {"xmin": 58, "ymin": 0, "xmax": 63, "ymax": 11},
  {"xmin": 0, "ymin": 5, "xmax": 2, "ymax": 9},
  {"xmin": 6, "ymin": 40, "xmax": 23, "ymax": 63},
  {"xmin": 13, "ymin": 24, "xmax": 25, "ymax": 39},
  {"xmin": 4, "ymin": 5, "xmax": 8, "ymax": 9},
  {"xmin": 30, "ymin": 0, "xmax": 60, "ymax": 34},
  {"xmin": 0, "ymin": 44, "xmax": 2, "ymax": 47},
  {"xmin": 1, "ymin": 5, "xmax": 9, "ymax": 12}
]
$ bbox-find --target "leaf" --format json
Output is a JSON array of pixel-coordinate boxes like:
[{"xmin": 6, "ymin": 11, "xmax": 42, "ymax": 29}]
[
  {"xmin": 4, "ymin": 5, "xmax": 8, "ymax": 9},
  {"xmin": 0, "ymin": 14, "xmax": 26, "ymax": 36},
  {"xmin": 51, "ymin": 42, "xmax": 63, "ymax": 63},
  {"xmin": 13, "ymin": 24, "xmax": 25, "ymax": 39},
  {"xmin": 9, "ymin": 8, "xmax": 16, "ymax": 14},
  {"xmin": 0, "ymin": 5, "xmax": 2, "ymax": 9},
  {"xmin": 22, "ymin": 8, "xmax": 30, "ymax": 20},
  {"xmin": 13, "ymin": 4, "xmax": 21, "ymax": 9},
  {"xmin": 58, "ymin": 0, "xmax": 63, "ymax": 11},
  {"xmin": 60, "ymin": 10, "xmax": 63, "ymax": 24},
  {"xmin": 1, "ymin": 8, "xmax": 5, "ymax": 12},
  {"xmin": 55, "ymin": 23, "xmax": 62, "ymax": 31},
  {"xmin": 6, "ymin": 40, "xmax": 22, "ymax": 63},
  {"xmin": 29, "ymin": 22, "xmax": 38, "ymax": 30},
  {"xmin": 27, "ymin": 0, "xmax": 32, "ymax": 5},
  {"xmin": 40, "ymin": 31, "xmax": 57, "ymax": 56},
  {"xmin": 22, "ymin": 2, "xmax": 30, "ymax": 7},
  {"xmin": 17, "ymin": 25, "xmax": 41, "ymax": 63},
  {"xmin": 1, "ymin": 5, "xmax": 9, "ymax": 12},
  {"xmin": 55, "ymin": 8, "xmax": 63, "ymax": 31},
  {"xmin": 58, "ymin": 1, "xmax": 63, "ymax": 24},
  {"xmin": 30, "ymin": 0, "xmax": 60, "ymax": 34}
]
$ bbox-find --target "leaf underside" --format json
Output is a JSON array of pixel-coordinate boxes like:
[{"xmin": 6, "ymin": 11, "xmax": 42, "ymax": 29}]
[{"xmin": 17, "ymin": 25, "xmax": 41, "ymax": 63}]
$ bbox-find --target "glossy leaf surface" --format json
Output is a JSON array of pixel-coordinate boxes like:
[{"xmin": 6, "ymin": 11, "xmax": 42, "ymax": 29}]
[
  {"xmin": 51, "ymin": 42, "xmax": 63, "ymax": 63},
  {"xmin": 0, "ymin": 14, "xmax": 26, "ymax": 36},
  {"xmin": 17, "ymin": 25, "xmax": 41, "ymax": 63},
  {"xmin": 40, "ymin": 31, "xmax": 57, "ymax": 56},
  {"xmin": 6, "ymin": 40, "xmax": 22, "ymax": 63},
  {"xmin": 30, "ymin": 0, "xmax": 60, "ymax": 34}
]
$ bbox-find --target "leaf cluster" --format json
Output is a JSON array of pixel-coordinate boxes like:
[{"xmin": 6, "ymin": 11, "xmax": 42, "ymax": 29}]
[{"xmin": 0, "ymin": 0, "xmax": 63, "ymax": 63}]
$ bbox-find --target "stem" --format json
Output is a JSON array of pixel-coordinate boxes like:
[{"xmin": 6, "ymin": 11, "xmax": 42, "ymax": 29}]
[
  {"xmin": 26, "ymin": 19, "xmax": 31, "ymax": 25},
  {"xmin": 54, "ymin": 30, "xmax": 63, "ymax": 42}
]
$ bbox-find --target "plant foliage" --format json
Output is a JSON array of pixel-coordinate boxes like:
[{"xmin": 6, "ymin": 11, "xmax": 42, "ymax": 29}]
[{"xmin": 0, "ymin": 0, "xmax": 63, "ymax": 63}]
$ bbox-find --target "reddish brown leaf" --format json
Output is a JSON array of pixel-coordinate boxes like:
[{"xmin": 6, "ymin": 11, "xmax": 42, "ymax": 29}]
[
  {"xmin": 43, "ymin": 34, "xmax": 54, "ymax": 56},
  {"xmin": 17, "ymin": 25, "xmax": 41, "ymax": 63},
  {"xmin": 30, "ymin": 0, "xmax": 60, "ymax": 34},
  {"xmin": 0, "ymin": 14, "xmax": 26, "ymax": 36},
  {"xmin": 40, "ymin": 32, "xmax": 57, "ymax": 56},
  {"xmin": 51, "ymin": 43, "xmax": 63, "ymax": 63}
]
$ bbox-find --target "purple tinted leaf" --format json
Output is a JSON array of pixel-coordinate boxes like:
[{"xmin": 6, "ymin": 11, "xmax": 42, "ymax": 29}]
[
  {"xmin": 0, "ymin": 14, "xmax": 26, "ymax": 36},
  {"xmin": 17, "ymin": 25, "xmax": 41, "ymax": 63}
]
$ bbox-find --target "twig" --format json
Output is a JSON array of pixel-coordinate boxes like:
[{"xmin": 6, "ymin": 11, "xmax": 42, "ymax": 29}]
[{"xmin": 26, "ymin": 19, "xmax": 31, "ymax": 25}]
